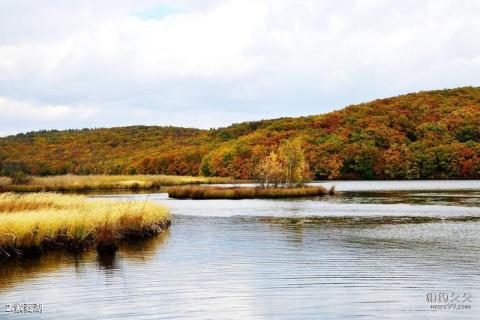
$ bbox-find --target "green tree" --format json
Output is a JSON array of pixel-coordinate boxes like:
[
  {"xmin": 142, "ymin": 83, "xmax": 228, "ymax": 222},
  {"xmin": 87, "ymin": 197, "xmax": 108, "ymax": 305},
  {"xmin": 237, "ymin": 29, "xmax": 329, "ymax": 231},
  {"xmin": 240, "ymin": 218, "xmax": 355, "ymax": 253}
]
[{"xmin": 1, "ymin": 161, "xmax": 32, "ymax": 184}]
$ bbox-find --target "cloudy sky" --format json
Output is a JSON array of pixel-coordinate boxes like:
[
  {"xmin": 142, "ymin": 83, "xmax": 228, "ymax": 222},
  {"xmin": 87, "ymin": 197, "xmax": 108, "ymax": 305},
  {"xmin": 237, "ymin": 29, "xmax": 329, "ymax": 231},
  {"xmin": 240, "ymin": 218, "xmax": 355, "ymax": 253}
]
[{"xmin": 1, "ymin": 0, "xmax": 479, "ymax": 135}]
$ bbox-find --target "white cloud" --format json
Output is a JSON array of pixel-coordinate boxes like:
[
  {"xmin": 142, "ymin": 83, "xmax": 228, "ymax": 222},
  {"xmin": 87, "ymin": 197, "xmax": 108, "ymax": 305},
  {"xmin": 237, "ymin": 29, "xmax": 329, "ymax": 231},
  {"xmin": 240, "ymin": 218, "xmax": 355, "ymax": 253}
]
[
  {"xmin": 0, "ymin": 0, "xmax": 479, "ymax": 135},
  {"xmin": 0, "ymin": 97, "xmax": 96, "ymax": 121}
]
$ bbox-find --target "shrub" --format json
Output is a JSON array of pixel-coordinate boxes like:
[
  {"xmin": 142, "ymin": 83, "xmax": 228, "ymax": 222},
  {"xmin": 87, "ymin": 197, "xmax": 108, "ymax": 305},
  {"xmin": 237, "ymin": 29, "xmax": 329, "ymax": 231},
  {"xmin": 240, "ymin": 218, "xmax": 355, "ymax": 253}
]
[{"xmin": 9, "ymin": 171, "xmax": 32, "ymax": 185}]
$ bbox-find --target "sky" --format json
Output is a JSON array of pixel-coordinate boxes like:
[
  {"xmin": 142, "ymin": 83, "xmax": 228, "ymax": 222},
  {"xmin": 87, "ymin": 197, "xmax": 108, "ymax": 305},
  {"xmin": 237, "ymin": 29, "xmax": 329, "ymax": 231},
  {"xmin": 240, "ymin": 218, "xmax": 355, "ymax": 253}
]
[{"xmin": 0, "ymin": 0, "xmax": 479, "ymax": 136}]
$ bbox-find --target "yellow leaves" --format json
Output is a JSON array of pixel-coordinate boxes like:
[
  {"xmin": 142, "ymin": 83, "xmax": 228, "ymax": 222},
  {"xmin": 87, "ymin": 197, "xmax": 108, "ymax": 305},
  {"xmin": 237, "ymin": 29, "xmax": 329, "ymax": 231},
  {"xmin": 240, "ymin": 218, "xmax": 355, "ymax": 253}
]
[
  {"xmin": 256, "ymin": 151, "xmax": 285, "ymax": 187},
  {"xmin": 256, "ymin": 138, "xmax": 311, "ymax": 187},
  {"xmin": 323, "ymin": 155, "xmax": 344, "ymax": 180}
]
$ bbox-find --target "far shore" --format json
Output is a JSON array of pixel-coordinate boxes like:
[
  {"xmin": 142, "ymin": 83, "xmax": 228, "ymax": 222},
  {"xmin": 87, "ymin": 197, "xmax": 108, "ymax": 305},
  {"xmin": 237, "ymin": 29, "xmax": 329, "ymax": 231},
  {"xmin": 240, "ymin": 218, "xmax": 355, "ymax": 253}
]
[
  {"xmin": 1, "ymin": 174, "xmax": 479, "ymax": 194},
  {"xmin": 0, "ymin": 174, "xmax": 241, "ymax": 193}
]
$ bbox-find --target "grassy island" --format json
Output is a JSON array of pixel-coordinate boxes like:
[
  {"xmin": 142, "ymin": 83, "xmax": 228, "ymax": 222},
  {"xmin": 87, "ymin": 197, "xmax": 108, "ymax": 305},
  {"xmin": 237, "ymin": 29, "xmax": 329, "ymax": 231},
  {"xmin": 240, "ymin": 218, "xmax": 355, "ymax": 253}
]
[
  {"xmin": 0, "ymin": 193, "xmax": 171, "ymax": 258},
  {"xmin": 166, "ymin": 186, "xmax": 335, "ymax": 199}
]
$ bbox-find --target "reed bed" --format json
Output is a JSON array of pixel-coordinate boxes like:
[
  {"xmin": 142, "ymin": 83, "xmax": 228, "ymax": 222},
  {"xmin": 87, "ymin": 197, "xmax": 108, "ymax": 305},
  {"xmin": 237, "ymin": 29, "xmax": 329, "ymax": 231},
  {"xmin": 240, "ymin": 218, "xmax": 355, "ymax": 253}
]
[
  {"xmin": 0, "ymin": 174, "xmax": 235, "ymax": 192},
  {"xmin": 0, "ymin": 193, "xmax": 170, "ymax": 258},
  {"xmin": 0, "ymin": 177, "xmax": 10, "ymax": 186},
  {"xmin": 166, "ymin": 186, "xmax": 335, "ymax": 199}
]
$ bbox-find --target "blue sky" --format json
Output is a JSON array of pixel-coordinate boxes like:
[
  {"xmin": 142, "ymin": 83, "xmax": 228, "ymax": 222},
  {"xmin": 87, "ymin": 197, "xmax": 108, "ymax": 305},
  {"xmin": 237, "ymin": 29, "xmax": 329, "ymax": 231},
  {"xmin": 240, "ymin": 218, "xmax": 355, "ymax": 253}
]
[
  {"xmin": 0, "ymin": 0, "xmax": 479, "ymax": 136},
  {"xmin": 135, "ymin": 5, "xmax": 182, "ymax": 20}
]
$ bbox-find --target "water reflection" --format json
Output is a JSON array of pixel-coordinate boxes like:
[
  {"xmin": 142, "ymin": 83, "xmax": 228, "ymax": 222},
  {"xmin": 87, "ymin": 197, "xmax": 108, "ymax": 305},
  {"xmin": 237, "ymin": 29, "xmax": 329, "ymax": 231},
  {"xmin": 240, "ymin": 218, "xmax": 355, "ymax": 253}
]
[
  {"xmin": 0, "ymin": 232, "xmax": 170, "ymax": 293},
  {"xmin": 0, "ymin": 216, "xmax": 478, "ymax": 319},
  {"xmin": 97, "ymin": 252, "xmax": 119, "ymax": 270},
  {"xmin": 93, "ymin": 189, "xmax": 480, "ymax": 218},
  {"xmin": 117, "ymin": 230, "xmax": 170, "ymax": 262},
  {"xmin": 339, "ymin": 190, "xmax": 480, "ymax": 207}
]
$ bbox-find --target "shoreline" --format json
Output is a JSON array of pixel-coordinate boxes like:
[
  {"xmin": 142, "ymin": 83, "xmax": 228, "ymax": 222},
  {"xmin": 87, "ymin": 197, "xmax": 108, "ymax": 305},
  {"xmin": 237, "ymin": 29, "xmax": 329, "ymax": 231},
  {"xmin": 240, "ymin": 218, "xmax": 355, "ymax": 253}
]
[
  {"xmin": 0, "ymin": 174, "xmax": 242, "ymax": 193},
  {"xmin": 1, "ymin": 175, "xmax": 479, "ymax": 194}
]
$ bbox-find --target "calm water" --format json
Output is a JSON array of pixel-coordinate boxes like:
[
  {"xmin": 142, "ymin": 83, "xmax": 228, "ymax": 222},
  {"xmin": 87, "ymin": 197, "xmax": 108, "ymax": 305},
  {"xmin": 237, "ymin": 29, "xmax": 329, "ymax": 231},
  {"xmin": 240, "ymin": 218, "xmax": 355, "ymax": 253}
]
[{"xmin": 1, "ymin": 181, "xmax": 479, "ymax": 319}]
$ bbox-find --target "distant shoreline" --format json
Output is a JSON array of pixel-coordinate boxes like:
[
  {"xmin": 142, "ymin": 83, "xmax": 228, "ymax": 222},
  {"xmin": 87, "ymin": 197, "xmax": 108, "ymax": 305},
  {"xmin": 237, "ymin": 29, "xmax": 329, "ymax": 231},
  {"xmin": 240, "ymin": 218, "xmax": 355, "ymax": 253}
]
[{"xmin": 1, "ymin": 174, "xmax": 479, "ymax": 193}]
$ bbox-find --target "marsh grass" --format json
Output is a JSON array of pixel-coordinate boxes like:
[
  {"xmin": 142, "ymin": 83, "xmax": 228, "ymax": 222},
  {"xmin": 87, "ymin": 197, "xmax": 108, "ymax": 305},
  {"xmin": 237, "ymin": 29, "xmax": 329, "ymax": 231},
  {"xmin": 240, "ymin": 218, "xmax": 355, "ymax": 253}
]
[
  {"xmin": 0, "ymin": 174, "xmax": 235, "ymax": 192},
  {"xmin": 166, "ymin": 186, "xmax": 335, "ymax": 199},
  {"xmin": 0, "ymin": 177, "xmax": 10, "ymax": 186},
  {"xmin": 0, "ymin": 193, "xmax": 170, "ymax": 258}
]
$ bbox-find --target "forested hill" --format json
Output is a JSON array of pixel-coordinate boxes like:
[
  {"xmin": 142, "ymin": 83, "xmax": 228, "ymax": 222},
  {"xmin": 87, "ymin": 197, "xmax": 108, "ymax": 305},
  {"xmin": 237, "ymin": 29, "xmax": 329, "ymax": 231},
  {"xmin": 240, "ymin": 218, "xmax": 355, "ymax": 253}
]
[{"xmin": 1, "ymin": 87, "xmax": 479, "ymax": 179}]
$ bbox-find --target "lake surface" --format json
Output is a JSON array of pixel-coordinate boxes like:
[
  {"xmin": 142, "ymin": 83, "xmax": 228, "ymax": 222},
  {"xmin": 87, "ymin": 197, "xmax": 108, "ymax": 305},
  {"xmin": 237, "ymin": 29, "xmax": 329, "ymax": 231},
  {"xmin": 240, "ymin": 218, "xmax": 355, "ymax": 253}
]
[{"xmin": 1, "ymin": 181, "xmax": 479, "ymax": 319}]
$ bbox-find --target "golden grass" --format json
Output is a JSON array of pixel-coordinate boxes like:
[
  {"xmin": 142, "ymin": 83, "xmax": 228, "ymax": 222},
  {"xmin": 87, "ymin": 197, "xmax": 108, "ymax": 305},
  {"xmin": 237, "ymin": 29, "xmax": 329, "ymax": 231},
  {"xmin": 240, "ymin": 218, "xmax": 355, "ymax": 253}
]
[
  {"xmin": 0, "ymin": 174, "xmax": 236, "ymax": 192},
  {"xmin": 166, "ymin": 186, "xmax": 335, "ymax": 199},
  {"xmin": 0, "ymin": 177, "xmax": 10, "ymax": 185},
  {"xmin": 0, "ymin": 193, "xmax": 170, "ymax": 258}
]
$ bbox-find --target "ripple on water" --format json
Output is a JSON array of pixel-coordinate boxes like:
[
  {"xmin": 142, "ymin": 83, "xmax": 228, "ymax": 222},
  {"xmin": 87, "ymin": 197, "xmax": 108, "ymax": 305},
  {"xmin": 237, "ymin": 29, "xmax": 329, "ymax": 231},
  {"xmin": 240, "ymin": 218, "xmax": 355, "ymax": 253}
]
[{"xmin": 1, "ymin": 186, "xmax": 479, "ymax": 319}]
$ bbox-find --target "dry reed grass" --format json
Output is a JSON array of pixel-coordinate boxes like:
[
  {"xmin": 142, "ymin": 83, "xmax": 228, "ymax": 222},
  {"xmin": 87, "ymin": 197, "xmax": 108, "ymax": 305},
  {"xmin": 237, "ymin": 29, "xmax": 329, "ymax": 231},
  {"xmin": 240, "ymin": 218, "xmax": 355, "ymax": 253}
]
[
  {"xmin": 0, "ymin": 174, "xmax": 235, "ymax": 192},
  {"xmin": 166, "ymin": 186, "xmax": 335, "ymax": 199},
  {"xmin": 0, "ymin": 193, "xmax": 170, "ymax": 258}
]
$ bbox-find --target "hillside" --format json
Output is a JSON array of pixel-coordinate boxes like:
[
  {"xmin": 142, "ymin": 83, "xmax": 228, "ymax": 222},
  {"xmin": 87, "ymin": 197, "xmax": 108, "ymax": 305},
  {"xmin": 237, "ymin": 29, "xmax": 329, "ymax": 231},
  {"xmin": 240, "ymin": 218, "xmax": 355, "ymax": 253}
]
[{"xmin": 1, "ymin": 87, "xmax": 479, "ymax": 179}]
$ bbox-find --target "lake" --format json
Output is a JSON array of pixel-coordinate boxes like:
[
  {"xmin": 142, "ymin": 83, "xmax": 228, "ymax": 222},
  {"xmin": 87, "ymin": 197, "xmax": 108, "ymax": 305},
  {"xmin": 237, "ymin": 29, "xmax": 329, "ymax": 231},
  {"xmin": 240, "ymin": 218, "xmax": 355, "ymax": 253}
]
[{"xmin": 0, "ymin": 181, "xmax": 479, "ymax": 319}]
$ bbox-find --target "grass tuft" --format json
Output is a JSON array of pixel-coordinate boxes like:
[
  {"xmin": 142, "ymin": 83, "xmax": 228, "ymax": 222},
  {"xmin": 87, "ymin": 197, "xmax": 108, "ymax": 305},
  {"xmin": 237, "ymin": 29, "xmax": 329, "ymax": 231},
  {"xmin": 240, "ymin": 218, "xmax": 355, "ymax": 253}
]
[{"xmin": 0, "ymin": 193, "xmax": 170, "ymax": 258}]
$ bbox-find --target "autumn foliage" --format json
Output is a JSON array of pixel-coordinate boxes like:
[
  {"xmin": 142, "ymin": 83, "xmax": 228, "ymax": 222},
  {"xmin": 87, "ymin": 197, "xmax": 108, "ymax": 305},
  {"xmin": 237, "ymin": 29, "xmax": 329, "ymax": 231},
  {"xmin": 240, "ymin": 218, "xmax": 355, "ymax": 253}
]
[
  {"xmin": 256, "ymin": 138, "xmax": 311, "ymax": 187},
  {"xmin": 0, "ymin": 87, "xmax": 479, "ymax": 180}
]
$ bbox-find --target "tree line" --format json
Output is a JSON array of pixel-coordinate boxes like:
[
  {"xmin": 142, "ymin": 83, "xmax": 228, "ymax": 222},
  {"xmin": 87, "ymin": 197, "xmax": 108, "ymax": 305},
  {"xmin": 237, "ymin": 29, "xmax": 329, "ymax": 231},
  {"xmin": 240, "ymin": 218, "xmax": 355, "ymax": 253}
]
[{"xmin": 0, "ymin": 87, "xmax": 479, "ymax": 180}]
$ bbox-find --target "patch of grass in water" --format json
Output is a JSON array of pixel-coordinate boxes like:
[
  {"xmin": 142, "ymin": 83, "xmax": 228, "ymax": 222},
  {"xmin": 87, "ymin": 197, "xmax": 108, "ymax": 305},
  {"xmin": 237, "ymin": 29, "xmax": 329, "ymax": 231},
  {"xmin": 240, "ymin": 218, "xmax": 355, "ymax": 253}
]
[
  {"xmin": 166, "ymin": 186, "xmax": 335, "ymax": 199},
  {"xmin": 0, "ymin": 193, "xmax": 170, "ymax": 258}
]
